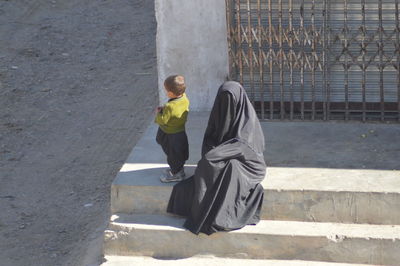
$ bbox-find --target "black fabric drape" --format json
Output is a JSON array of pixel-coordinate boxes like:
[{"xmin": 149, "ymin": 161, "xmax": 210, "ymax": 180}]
[{"xmin": 167, "ymin": 81, "xmax": 266, "ymax": 235}]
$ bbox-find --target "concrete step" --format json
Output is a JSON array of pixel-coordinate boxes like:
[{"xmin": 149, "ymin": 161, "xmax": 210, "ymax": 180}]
[
  {"xmin": 111, "ymin": 164, "xmax": 400, "ymax": 225},
  {"xmin": 104, "ymin": 214, "xmax": 400, "ymax": 265},
  {"xmin": 102, "ymin": 255, "xmax": 377, "ymax": 266}
]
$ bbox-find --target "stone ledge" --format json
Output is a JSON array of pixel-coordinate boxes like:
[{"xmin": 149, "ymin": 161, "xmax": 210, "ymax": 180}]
[
  {"xmin": 104, "ymin": 214, "xmax": 400, "ymax": 264},
  {"xmin": 115, "ymin": 164, "xmax": 400, "ymax": 193},
  {"xmin": 111, "ymin": 164, "xmax": 400, "ymax": 225},
  {"xmin": 103, "ymin": 255, "xmax": 375, "ymax": 266}
]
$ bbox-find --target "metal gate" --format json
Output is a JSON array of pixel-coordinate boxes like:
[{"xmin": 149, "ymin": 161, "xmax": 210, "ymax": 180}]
[{"xmin": 226, "ymin": 0, "xmax": 400, "ymax": 121}]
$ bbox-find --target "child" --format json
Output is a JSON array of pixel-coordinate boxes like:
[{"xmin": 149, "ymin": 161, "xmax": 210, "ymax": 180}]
[{"xmin": 155, "ymin": 75, "xmax": 190, "ymax": 182}]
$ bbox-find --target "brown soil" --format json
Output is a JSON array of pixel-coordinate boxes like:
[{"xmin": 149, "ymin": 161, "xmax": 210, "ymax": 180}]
[{"xmin": 0, "ymin": 0, "xmax": 157, "ymax": 265}]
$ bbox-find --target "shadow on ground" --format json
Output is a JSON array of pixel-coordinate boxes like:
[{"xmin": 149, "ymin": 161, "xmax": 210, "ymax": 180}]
[
  {"xmin": 129, "ymin": 112, "xmax": 400, "ymax": 172},
  {"xmin": 261, "ymin": 121, "xmax": 400, "ymax": 170},
  {"xmin": 116, "ymin": 166, "xmax": 196, "ymax": 186}
]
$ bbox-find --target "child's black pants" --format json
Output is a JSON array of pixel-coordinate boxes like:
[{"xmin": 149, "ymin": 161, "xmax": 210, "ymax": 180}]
[{"xmin": 156, "ymin": 128, "xmax": 189, "ymax": 174}]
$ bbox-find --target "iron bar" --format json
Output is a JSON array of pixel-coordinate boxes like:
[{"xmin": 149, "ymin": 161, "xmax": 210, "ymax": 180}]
[
  {"xmin": 246, "ymin": 0, "xmax": 255, "ymax": 105},
  {"xmin": 311, "ymin": 0, "xmax": 316, "ymax": 120},
  {"xmin": 344, "ymin": 0, "xmax": 349, "ymax": 120},
  {"xmin": 225, "ymin": 0, "xmax": 233, "ymax": 80},
  {"xmin": 279, "ymin": 0, "xmax": 284, "ymax": 119},
  {"xmin": 257, "ymin": 0, "xmax": 265, "ymax": 119},
  {"xmin": 322, "ymin": 0, "xmax": 327, "ymax": 120},
  {"xmin": 326, "ymin": 0, "xmax": 331, "ymax": 120},
  {"xmin": 300, "ymin": 0, "xmax": 305, "ymax": 120},
  {"xmin": 236, "ymin": 0, "xmax": 244, "ymax": 85},
  {"xmin": 378, "ymin": 0, "xmax": 385, "ymax": 121},
  {"xmin": 396, "ymin": 0, "xmax": 400, "ymax": 121},
  {"xmin": 289, "ymin": 0, "xmax": 294, "ymax": 120},
  {"xmin": 268, "ymin": 0, "xmax": 274, "ymax": 119},
  {"xmin": 361, "ymin": 0, "xmax": 367, "ymax": 122}
]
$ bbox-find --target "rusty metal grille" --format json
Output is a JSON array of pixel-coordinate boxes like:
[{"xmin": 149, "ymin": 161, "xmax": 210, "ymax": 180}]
[{"xmin": 226, "ymin": 0, "xmax": 400, "ymax": 121}]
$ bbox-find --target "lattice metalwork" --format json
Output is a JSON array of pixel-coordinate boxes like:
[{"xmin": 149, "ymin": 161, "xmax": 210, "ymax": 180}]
[{"xmin": 226, "ymin": 0, "xmax": 400, "ymax": 121}]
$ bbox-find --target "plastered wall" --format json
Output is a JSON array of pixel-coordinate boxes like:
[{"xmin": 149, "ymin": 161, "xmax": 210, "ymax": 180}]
[{"xmin": 155, "ymin": 0, "xmax": 229, "ymax": 111}]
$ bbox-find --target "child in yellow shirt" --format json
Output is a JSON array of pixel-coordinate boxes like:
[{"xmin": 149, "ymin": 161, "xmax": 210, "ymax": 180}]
[{"xmin": 155, "ymin": 75, "xmax": 190, "ymax": 182}]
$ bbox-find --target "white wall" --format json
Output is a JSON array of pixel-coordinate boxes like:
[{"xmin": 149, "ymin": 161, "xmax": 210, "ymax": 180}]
[{"xmin": 155, "ymin": 0, "xmax": 229, "ymax": 111}]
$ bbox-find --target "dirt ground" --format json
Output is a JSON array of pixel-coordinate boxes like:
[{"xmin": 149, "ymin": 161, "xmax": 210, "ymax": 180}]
[{"xmin": 0, "ymin": 0, "xmax": 157, "ymax": 265}]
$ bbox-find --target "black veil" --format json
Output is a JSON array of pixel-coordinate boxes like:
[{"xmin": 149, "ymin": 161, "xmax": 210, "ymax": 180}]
[{"xmin": 202, "ymin": 81, "xmax": 265, "ymax": 155}]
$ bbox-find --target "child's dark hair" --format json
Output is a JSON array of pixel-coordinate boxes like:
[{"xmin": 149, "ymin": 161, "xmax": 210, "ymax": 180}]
[{"xmin": 164, "ymin": 75, "xmax": 186, "ymax": 96}]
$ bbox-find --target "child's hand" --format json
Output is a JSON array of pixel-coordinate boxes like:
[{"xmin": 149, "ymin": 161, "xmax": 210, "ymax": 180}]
[{"xmin": 156, "ymin": 106, "xmax": 164, "ymax": 113}]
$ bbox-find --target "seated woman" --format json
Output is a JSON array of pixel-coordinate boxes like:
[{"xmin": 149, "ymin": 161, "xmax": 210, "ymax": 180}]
[{"xmin": 167, "ymin": 81, "xmax": 266, "ymax": 235}]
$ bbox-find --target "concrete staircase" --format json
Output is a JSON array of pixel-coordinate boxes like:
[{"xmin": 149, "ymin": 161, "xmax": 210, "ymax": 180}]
[{"xmin": 102, "ymin": 112, "xmax": 400, "ymax": 265}]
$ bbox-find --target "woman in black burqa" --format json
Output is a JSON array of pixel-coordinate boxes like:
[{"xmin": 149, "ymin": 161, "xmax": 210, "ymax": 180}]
[{"xmin": 167, "ymin": 81, "xmax": 266, "ymax": 235}]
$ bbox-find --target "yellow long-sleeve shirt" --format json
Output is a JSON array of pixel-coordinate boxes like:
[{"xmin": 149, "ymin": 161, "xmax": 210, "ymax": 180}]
[{"xmin": 155, "ymin": 93, "xmax": 189, "ymax": 134}]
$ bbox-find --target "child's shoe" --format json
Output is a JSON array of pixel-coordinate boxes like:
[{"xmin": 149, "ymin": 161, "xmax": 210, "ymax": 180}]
[
  {"xmin": 162, "ymin": 168, "xmax": 171, "ymax": 176},
  {"xmin": 160, "ymin": 168, "xmax": 185, "ymax": 183}
]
